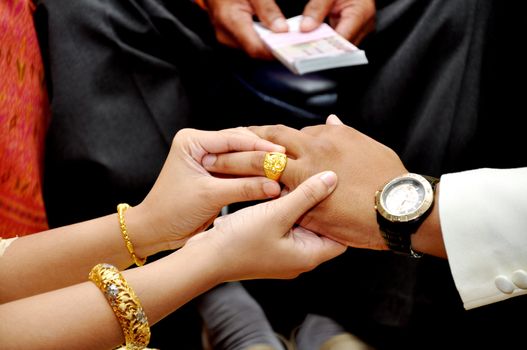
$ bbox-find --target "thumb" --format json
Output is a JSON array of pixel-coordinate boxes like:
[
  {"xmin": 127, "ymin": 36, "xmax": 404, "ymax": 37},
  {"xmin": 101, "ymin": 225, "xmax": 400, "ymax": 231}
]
[
  {"xmin": 252, "ymin": 0, "xmax": 288, "ymax": 32},
  {"xmin": 326, "ymin": 114, "xmax": 344, "ymax": 125},
  {"xmin": 271, "ymin": 171, "xmax": 338, "ymax": 228},
  {"xmin": 301, "ymin": 0, "xmax": 334, "ymax": 32}
]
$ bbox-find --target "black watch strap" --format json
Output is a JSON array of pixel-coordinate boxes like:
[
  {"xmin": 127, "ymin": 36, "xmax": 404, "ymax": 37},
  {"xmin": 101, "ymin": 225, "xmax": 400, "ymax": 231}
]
[{"xmin": 377, "ymin": 217, "xmax": 424, "ymax": 258}]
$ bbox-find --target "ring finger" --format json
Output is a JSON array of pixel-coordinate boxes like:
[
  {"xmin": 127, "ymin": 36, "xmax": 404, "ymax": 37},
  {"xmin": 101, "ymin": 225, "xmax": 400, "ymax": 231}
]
[{"xmin": 202, "ymin": 151, "xmax": 299, "ymax": 185}]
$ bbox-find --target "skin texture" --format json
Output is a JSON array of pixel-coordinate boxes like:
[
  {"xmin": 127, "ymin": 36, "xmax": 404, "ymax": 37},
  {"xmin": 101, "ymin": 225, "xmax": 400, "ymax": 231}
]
[
  {"xmin": 202, "ymin": 115, "xmax": 447, "ymax": 257},
  {"xmin": 204, "ymin": 0, "xmax": 375, "ymax": 58},
  {"xmin": 0, "ymin": 126, "xmax": 346, "ymax": 349},
  {"xmin": 0, "ymin": 170, "xmax": 345, "ymax": 349},
  {"xmin": 0, "ymin": 127, "xmax": 288, "ymax": 303}
]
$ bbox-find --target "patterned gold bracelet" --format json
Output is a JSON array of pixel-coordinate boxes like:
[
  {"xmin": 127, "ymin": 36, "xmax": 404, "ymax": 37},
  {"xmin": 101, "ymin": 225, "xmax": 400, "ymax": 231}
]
[
  {"xmin": 117, "ymin": 203, "xmax": 146, "ymax": 267},
  {"xmin": 89, "ymin": 263, "xmax": 151, "ymax": 350}
]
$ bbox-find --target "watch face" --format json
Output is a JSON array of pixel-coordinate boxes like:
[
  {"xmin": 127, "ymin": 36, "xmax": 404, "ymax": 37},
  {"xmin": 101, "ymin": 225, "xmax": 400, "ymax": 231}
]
[{"xmin": 376, "ymin": 173, "xmax": 434, "ymax": 222}]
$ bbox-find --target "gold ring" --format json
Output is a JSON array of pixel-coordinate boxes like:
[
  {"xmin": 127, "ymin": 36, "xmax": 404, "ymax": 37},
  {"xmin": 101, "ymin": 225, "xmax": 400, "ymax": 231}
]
[{"xmin": 263, "ymin": 152, "xmax": 287, "ymax": 181}]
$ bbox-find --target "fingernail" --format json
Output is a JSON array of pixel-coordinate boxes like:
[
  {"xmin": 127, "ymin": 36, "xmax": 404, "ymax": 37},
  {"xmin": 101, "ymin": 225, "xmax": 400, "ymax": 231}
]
[
  {"xmin": 301, "ymin": 16, "xmax": 317, "ymax": 31},
  {"xmin": 274, "ymin": 144, "xmax": 286, "ymax": 153},
  {"xmin": 202, "ymin": 154, "xmax": 217, "ymax": 168},
  {"xmin": 320, "ymin": 171, "xmax": 337, "ymax": 187},
  {"xmin": 263, "ymin": 181, "xmax": 281, "ymax": 198},
  {"xmin": 271, "ymin": 18, "xmax": 288, "ymax": 32}
]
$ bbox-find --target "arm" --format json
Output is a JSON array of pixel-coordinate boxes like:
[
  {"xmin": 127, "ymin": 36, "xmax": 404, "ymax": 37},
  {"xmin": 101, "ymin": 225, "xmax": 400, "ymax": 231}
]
[
  {"xmin": 202, "ymin": 116, "xmax": 413, "ymax": 251},
  {"xmin": 439, "ymin": 167, "xmax": 527, "ymax": 309},
  {"xmin": 0, "ymin": 128, "xmax": 284, "ymax": 303},
  {"xmin": 203, "ymin": 116, "xmax": 527, "ymax": 308},
  {"xmin": 0, "ymin": 171, "xmax": 345, "ymax": 349}
]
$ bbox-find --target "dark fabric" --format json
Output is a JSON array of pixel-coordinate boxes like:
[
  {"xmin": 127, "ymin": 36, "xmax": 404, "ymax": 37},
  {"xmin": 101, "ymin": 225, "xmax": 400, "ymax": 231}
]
[
  {"xmin": 35, "ymin": 0, "xmax": 527, "ymax": 348},
  {"xmin": 197, "ymin": 282, "xmax": 286, "ymax": 350},
  {"xmin": 245, "ymin": 1, "xmax": 527, "ymax": 348},
  {"xmin": 34, "ymin": 1, "xmax": 227, "ymax": 347},
  {"xmin": 36, "ymin": 0, "xmax": 321, "ymax": 227},
  {"xmin": 36, "ymin": 0, "xmax": 247, "ymax": 227}
]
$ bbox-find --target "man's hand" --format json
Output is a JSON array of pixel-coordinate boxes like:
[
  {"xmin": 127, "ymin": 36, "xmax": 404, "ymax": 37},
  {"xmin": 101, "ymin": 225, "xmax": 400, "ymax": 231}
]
[
  {"xmin": 201, "ymin": 116, "xmax": 408, "ymax": 250},
  {"xmin": 301, "ymin": 0, "xmax": 375, "ymax": 45},
  {"xmin": 205, "ymin": 0, "xmax": 375, "ymax": 58},
  {"xmin": 206, "ymin": 0, "xmax": 287, "ymax": 59}
]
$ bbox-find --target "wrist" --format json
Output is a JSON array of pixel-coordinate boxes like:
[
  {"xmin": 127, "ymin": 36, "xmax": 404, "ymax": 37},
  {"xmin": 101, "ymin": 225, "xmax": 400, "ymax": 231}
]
[
  {"xmin": 177, "ymin": 235, "xmax": 226, "ymax": 285},
  {"xmin": 125, "ymin": 204, "xmax": 169, "ymax": 258},
  {"xmin": 412, "ymin": 183, "xmax": 447, "ymax": 258},
  {"xmin": 374, "ymin": 173, "xmax": 437, "ymax": 258}
]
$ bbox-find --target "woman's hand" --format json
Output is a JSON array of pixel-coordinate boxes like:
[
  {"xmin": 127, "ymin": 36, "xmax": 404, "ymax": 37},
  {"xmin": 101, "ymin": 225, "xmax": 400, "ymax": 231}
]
[
  {"xmin": 186, "ymin": 171, "xmax": 347, "ymax": 282},
  {"xmin": 132, "ymin": 127, "xmax": 285, "ymax": 252}
]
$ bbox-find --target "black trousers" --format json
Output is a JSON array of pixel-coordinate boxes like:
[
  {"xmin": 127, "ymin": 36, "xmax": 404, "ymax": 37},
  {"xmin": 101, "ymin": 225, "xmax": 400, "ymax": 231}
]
[{"xmin": 36, "ymin": 0, "xmax": 527, "ymax": 348}]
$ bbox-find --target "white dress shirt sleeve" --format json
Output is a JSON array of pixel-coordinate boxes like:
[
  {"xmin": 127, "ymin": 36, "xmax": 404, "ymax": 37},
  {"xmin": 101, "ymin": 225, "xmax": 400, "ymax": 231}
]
[{"xmin": 439, "ymin": 167, "xmax": 527, "ymax": 309}]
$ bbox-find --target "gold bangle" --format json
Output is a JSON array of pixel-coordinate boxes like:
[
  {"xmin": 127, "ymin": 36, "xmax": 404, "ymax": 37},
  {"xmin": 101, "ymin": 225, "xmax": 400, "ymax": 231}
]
[
  {"xmin": 89, "ymin": 263, "xmax": 151, "ymax": 350},
  {"xmin": 117, "ymin": 203, "xmax": 146, "ymax": 267}
]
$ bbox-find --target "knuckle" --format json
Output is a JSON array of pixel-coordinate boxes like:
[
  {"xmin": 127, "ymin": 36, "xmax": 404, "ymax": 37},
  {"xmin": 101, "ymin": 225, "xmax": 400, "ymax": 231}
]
[
  {"xmin": 266, "ymin": 124, "xmax": 287, "ymax": 141},
  {"xmin": 315, "ymin": 138, "xmax": 337, "ymax": 155},
  {"xmin": 261, "ymin": 2, "xmax": 278, "ymax": 15},
  {"xmin": 241, "ymin": 181, "xmax": 259, "ymax": 200},
  {"xmin": 304, "ymin": 1, "xmax": 320, "ymax": 13},
  {"xmin": 252, "ymin": 152, "xmax": 266, "ymax": 172},
  {"xmin": 172, "ymin": 128, "xmax": 194, "ymax": 147},
  {"xmin": 211, "ymin": 155, "xmax": 226, "ymax": 171},
  {"xmin": 304, "ymin": 0, "xmax": 328, "ymax": 16},
  {"xmin": 173, "ymin": 127, "xmax": 191, "ymax": 140}
]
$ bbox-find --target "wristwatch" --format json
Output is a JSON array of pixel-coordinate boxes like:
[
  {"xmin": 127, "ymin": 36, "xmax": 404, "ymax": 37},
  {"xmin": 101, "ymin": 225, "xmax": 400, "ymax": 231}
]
[{"xmin": 374, "ymin": 173, "xmax": 438, "ymax": 258}]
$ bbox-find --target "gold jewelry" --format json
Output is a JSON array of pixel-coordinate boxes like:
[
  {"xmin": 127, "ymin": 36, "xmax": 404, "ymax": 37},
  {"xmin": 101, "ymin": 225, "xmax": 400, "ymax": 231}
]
[
  {"xmin": 263, "ymin": 152, "xmax": 287, "ymax": 181},
  {"xmin": 89, "ymin": 263, "xmax": 151, "ymax": 350},
  {"xmin": 117, "ymin": 203, "xmax": 146, "ymax": 267}
]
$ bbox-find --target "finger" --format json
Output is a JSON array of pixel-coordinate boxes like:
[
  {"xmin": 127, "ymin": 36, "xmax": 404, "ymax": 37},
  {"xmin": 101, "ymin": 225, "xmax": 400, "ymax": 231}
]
[
  {"xmin": 218, "ymin": 6, "xmax": 274, "ymax": 58},
  {"xmin": 221, "ymin": 126, "xmax": 263, "ymax": 138},
  {"xmin": 202, "ymin": 151, "xmax": 299, "ymax": 185},
  {"xmin": 248, "ymin": 125, "xmax": 309, "ymax": 157},
  {"xmin": 251, "ymin": 0, "xmax": 288, "ymax": 32},
  {"xmin": 326, "ymin": 114, "xmax": 344, "ymax": 125},
  {"xmin": 301, "ymin": 0, "xmax": 335, "ymax": 32},
  {"xmin": 215, "ymin": 28, "xmax": 242, "ymax": 49},
  {"xmin": 212, "ymin": 214, "xmax": 230, "ymax": 227},
  {"xmin": 222, "ymin": 127, "xmax": 284, "ymax": 146},
  {"xmin": 194, "ymin": 216, "xmax": 218, "ymax": 234},
  {"xmin": 337, "ymin": 20, "xmax": 374, "ymax": 45},
  {"xmin": 234, "ymin": 21, "xmax": 275, "ymax": 59},
  {"xmin": 270, "ymin": 171, "xmax": 338, "ymax": 228},
  {"xmin": 178, "ymin": 128, "xmax": 285, "ymax": 156},
  {"xmin": 331, "ymin": 2, "xmax": 375, "ymax": 43},
  {"xmin": 211, "ymin": 176, "xmax": 282, "ymax": 205}
]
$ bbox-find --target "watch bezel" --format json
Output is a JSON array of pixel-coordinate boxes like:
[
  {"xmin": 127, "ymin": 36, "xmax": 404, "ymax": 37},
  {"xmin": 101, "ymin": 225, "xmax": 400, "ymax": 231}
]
[{"xmin": 375, "ymin": 173, "xmax": 435, "ymax": 223}]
